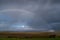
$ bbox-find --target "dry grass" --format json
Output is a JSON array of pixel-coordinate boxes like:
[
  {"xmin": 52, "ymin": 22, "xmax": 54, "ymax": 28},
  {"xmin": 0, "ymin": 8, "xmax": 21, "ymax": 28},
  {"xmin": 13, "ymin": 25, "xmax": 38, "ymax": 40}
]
[{"xmin": 0, "ymin": 32, "xmax": 59, "ymax": 38}]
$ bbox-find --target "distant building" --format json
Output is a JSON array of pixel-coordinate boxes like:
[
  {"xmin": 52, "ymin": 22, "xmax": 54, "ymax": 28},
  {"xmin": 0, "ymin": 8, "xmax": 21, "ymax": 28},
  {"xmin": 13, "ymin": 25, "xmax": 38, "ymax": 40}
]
[{"xmin": 48, "ymin": 30, "xmax": 56, "ymax": 38}]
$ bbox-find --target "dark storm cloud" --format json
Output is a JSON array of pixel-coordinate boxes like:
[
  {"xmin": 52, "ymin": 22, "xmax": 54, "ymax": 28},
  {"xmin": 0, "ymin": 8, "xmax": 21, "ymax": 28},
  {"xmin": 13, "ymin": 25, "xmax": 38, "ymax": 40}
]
[
  {"xmin": 0, "ymin": 0, "xmax": 60, "ymax": 31},
  {"xmin": 27, "ymin": 0, "xmax": 60, "ymax": 30}
]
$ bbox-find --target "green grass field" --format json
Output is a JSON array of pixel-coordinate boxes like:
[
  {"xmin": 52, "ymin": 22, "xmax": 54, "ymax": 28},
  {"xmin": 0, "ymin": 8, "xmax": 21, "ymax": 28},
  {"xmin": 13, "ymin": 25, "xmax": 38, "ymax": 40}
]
[{"xmin": 0, "ymin": 38, "xmax": 60, "ymax": 40}]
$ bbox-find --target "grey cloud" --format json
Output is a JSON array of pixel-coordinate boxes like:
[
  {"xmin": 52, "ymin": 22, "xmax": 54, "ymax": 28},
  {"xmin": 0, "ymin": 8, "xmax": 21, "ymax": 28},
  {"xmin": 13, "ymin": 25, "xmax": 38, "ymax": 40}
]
[{"xmin": 0, "ymin": 0, "xmax": 60, "ymax": 31}]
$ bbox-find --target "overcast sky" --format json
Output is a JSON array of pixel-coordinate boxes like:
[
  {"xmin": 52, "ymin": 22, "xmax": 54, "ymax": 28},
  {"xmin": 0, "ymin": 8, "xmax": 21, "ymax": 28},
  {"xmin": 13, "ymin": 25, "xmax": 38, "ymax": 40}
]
[{"xmin": 0, "ymin": 0, "xmax": 60, "ymax": 32}]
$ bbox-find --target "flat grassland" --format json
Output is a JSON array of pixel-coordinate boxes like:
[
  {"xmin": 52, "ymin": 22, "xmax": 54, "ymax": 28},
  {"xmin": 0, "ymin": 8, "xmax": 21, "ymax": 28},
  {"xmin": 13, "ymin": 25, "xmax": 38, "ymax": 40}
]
[
  {"xmin": 0, "ymin": 32, "xmax": 60, "ymax": 38},
  {"xmin": 0, "ymin": 32, "xmax": 50, "ymax": 38},
  {"xmin": 0, "ymin": 32, "xmax": 60, "ymax": 40},
  {"xmin": 0, "ymin": 38, "xmax": 60, "ymax": 40}
]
